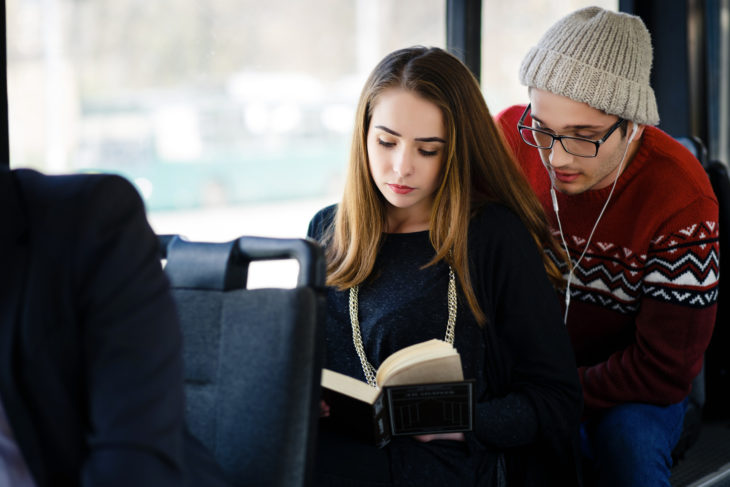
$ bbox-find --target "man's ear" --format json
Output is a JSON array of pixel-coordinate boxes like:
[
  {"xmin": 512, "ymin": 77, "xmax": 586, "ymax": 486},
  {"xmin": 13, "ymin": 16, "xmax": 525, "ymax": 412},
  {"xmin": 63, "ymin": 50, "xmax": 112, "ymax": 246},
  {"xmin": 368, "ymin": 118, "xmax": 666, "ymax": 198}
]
[{"xmin": 629, "ymin": 122, "xmax": 645, "ymax": 143}]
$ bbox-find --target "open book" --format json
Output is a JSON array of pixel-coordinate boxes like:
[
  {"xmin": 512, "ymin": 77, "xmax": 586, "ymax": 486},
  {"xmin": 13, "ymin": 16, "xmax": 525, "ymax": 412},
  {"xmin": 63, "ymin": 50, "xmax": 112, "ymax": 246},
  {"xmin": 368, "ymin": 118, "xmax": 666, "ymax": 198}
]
[{"xmin": 320, "ymin": 339, "xmax": 475, "ymax": 448}]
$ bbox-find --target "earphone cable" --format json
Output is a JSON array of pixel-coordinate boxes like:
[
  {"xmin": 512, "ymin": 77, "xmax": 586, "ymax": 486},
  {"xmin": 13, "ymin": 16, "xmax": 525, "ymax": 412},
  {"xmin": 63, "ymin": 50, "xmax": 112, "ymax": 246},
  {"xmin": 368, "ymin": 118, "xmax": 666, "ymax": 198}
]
[{"xmin": 552, "ymin": 122, "xmax": 637, "ymax": 324}]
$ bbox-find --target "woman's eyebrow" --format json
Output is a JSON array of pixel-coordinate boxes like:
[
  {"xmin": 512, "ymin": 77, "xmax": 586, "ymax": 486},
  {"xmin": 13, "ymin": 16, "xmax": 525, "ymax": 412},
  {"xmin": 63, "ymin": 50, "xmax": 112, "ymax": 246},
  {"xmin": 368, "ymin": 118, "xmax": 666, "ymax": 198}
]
[
  {"xmin": 374, "ymin": 125, "xmax": 445, "ymax": 143},
  {"xmin": 374, "ymin": 125, "xmax": 400, "ymax": 136}
]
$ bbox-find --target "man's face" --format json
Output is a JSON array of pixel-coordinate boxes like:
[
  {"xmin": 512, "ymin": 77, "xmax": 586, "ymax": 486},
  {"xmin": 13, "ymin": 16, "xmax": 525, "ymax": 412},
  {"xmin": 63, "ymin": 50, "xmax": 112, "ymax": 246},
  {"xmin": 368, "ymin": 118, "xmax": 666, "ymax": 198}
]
[{"xmin": 528, "ymin": 88, "xmax": 640, "ymax": 195}]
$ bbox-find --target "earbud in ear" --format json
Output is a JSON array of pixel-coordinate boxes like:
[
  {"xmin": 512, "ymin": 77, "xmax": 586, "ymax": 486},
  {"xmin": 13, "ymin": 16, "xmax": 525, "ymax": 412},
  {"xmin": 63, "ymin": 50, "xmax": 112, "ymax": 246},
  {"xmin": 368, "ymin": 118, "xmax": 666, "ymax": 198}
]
[{"xmin": 628, "ymin": 122, "xmax": 638, "ymax": 143}]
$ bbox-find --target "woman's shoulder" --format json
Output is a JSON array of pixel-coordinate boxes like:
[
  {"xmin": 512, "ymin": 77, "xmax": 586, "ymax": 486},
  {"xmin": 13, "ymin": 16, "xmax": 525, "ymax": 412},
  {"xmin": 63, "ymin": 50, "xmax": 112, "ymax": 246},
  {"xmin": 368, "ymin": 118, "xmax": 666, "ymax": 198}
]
[
  {"xmin": 469, "ymin": 202, "xmax": 538, "ymax": 252},
  {"xmin": 470, "ymin": 202, "xmax": 527, "ymax": 233},
  {"xmin": 307, "ymin": 203, "xmax": 337, "ymax": 240}
]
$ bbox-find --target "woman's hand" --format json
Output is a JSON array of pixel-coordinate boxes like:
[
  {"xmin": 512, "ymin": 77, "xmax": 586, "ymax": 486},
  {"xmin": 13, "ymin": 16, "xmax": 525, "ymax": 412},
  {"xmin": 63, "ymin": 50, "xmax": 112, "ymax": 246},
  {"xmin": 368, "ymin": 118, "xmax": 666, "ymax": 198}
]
[
  {"xmin": 413, "ymin": 432, "xmax": 465, "ymax": 442},
  {"xmin": 320, "ymin": 399, "xmax": 331, "ymax": 418}
]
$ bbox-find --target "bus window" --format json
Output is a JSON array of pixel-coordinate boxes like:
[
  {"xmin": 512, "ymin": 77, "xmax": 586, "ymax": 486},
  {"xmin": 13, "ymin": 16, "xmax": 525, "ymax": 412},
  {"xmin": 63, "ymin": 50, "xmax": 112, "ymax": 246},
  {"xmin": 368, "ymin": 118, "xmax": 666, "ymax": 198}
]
[{"xmin": 6, "ymin": 0, "xmax": 445, "ymax": 250}]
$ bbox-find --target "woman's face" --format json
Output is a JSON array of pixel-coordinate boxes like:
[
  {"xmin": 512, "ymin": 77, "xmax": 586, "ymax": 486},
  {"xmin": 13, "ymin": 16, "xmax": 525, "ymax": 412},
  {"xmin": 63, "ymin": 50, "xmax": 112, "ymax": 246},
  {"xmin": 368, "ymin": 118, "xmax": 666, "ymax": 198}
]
[{"xmin": 366, "ymin": 88, "xmax": 446, "ymax": 233}]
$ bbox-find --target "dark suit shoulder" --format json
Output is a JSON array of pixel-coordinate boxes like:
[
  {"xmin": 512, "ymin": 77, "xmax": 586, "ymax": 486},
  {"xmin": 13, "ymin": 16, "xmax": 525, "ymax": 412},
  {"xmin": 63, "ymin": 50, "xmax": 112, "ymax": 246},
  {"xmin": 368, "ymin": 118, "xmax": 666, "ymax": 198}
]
[
  {"xmin": 15, "ymin": 170, "xmax": 144, "ymax": 213},
  {"xmin": 14, "ymin": 171, "xmax": 148, "ymax": 248}
]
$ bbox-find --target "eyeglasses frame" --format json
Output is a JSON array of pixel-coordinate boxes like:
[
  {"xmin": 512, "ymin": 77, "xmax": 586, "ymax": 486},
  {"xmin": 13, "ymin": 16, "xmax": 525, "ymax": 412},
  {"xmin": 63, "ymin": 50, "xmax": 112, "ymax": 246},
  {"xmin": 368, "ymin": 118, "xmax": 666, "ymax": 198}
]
[{"xmin": 516, "ymin": 103, "xmax": 627, "ymax": 158}]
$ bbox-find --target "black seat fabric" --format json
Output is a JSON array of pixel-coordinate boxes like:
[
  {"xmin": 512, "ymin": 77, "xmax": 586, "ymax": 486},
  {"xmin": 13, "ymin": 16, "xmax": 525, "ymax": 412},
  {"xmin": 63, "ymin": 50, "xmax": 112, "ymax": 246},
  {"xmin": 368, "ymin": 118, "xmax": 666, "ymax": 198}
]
[
  {"xmin": 703, "ymin": 160, "xmax": 730, "ymax": 419},
  {"xmin": 669, "ymin": 137, "xmax": 711, "ymax": 463},
  {"xmin": 161, "ymin": 236, "xmax": 326, "ymax": 487}
]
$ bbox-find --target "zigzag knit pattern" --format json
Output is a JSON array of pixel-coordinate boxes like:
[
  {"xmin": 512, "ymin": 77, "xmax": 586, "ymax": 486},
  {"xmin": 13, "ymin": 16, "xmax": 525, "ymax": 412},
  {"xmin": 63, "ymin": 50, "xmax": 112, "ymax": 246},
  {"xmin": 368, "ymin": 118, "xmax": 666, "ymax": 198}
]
[
  {"xmin": 643, "ymin": 221, "xmax": 720, "ymax": 307},
  {"xmin": 548, "ymin": 220, "xmax": 720, "ymax": 315}
]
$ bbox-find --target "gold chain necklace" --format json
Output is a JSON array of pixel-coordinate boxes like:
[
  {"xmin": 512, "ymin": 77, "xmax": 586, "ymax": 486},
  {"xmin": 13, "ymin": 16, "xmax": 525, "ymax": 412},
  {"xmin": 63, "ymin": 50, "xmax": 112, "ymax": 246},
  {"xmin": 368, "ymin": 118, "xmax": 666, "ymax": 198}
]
[{"xmin": 348, "ymin": 265, "xmax": 458, "ymax": 388}]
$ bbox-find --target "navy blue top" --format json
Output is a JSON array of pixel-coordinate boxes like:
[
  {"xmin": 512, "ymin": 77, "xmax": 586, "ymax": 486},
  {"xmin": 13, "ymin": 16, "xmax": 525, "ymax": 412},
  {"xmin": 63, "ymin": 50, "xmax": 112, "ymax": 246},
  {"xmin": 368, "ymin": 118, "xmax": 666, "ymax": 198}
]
[{"xmin": 308, "ymin": 203, "xmax": 582, "ymax": 485}]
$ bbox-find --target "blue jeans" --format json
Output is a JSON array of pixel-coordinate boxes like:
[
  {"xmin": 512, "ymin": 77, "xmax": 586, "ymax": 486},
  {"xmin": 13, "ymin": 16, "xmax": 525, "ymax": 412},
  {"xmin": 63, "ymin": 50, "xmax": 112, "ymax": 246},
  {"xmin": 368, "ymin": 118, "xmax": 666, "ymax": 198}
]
[{"xmin": 580, "ymin": 398, "xmax": 689, "ymax": 487}]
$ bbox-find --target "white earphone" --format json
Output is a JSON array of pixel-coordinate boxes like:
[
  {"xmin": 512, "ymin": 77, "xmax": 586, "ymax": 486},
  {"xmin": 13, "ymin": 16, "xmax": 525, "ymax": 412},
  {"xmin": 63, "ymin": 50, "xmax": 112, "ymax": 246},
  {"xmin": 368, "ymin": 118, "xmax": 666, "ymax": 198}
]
[
  {"xmin": 629, "ymin": 121, "xmax": 638, "ymax": 143},
  {"xmin": 551, "ymin": 121, "xmax": 637, "ymax": 324}
]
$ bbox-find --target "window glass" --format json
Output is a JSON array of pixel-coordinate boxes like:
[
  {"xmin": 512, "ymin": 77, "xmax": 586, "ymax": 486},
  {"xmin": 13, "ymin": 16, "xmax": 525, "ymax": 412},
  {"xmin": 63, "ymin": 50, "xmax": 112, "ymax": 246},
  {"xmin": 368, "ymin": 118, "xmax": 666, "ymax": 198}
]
[
  {"xmin": 6, "ymin": 0, "xmax": 445, "ymax": 247},
  {"xmin": 481, "ymin": 0, "xmax": 619, "ymax": 115}
]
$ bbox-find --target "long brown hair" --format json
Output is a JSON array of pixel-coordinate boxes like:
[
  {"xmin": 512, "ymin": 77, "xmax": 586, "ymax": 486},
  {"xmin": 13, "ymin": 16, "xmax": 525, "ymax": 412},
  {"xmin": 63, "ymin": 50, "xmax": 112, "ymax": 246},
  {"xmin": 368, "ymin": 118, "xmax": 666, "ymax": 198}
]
[{"xmin": 324, "ymin": 46, "xmax": 565, "ymax": 325}]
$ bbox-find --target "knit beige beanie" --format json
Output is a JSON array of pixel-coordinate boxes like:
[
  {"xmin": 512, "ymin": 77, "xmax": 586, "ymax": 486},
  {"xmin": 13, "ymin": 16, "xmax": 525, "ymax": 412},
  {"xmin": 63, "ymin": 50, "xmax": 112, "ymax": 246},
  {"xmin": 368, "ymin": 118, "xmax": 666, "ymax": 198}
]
[{"xmin": 519, "ymin": 6, "xmax": 659, "ymax": 125}]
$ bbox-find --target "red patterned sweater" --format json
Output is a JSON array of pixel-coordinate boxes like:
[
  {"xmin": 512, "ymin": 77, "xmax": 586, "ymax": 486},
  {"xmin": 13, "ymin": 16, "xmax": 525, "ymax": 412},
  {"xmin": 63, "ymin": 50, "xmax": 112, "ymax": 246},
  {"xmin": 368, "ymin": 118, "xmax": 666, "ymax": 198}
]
[{"xmin": 496, "ymin": 105, "xmax": 719, "ymax": 414}]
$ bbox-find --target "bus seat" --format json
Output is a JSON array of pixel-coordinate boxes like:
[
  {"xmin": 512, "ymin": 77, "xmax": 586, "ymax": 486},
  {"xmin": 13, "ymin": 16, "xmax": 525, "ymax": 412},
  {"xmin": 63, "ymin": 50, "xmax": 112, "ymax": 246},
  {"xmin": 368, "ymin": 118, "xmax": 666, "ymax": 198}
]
[
  {"xmin": 671, "ymin": 149, "xmax": 730, "ymax": 468},
  {"xmin": 670, "ymin": 136, "xmax": 710, "ymax": 463},
  {"xmin": 703, "ymin": 160, "xmax": 730, "ymax": 420},
  {"xmin": 159, "ymin": 235, "xmax": 326, "ymax": 487}
]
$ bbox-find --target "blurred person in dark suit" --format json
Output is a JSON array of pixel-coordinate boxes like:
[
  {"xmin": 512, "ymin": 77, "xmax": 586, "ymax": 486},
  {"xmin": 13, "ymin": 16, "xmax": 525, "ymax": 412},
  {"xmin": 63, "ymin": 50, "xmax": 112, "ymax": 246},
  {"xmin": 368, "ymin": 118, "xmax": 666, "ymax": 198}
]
[{"xmin": 0, "ymin": 166, "xmax": 229, "ymax": 487}]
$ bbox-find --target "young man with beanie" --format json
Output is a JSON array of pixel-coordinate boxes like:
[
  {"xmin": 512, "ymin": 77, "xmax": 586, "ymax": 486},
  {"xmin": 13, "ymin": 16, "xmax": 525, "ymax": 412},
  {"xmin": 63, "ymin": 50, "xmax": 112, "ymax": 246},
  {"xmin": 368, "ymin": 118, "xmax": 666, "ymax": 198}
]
[{"xmin": 496, "ymin": 6, "xmax": 719, "ymax": 486}]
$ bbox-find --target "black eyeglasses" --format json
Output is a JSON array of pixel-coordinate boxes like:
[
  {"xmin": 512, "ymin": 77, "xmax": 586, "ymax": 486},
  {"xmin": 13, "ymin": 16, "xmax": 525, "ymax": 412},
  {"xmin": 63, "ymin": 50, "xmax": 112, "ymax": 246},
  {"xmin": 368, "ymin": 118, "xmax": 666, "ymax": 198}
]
[{"xmin": 517, "ymin": 104, "xmax": 627, "ymax": 158}]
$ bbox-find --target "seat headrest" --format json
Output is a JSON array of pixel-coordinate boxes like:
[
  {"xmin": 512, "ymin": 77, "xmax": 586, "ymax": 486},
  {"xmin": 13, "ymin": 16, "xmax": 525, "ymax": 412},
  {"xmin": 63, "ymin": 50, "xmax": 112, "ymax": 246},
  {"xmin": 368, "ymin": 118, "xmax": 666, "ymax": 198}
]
[{"xmin": 164, "ymin": 237, "xmax": 244, "ymax": 291}]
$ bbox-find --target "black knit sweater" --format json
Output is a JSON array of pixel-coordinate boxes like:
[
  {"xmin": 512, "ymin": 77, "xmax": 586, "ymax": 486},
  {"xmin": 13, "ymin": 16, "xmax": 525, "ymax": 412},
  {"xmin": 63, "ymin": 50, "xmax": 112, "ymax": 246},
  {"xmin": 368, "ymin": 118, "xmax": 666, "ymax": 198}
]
[{"xmin": 308, "ymin": 203, "xmax": 583, "ymax": 486}]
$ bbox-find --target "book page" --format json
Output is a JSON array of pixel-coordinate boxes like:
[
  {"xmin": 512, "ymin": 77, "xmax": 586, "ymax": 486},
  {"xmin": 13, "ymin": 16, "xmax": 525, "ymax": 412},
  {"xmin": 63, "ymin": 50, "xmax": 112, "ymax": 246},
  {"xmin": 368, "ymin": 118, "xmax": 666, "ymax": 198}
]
[
  {"xmin": 321, "ymin": 368, "xmax": 380, "ymax": 404},
  {"xmin": 378, "ymin": 354, "xmax": 463, "ymax": 387},
  {"xmin": 376, "ymin": 339, "xmax": 464, "ymax": 387}
]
